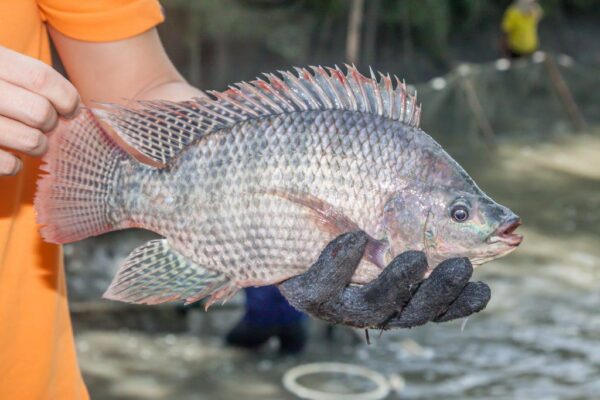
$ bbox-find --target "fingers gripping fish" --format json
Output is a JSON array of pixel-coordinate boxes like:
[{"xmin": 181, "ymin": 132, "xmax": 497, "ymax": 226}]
[{"xmin": 35, "ymin": 65, "xmax": 522, "ymax": 307}]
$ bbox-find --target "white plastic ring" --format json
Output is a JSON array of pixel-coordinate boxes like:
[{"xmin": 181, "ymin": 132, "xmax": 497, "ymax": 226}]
[{"xmin": 282, "ymin": 362, "xmax": 391, "ymax": 400}]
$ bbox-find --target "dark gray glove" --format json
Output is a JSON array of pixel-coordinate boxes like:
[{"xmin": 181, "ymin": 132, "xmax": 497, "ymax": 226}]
[{"xmin": 278, "ymin": 231, "xmax": 491, "ymax": 329}]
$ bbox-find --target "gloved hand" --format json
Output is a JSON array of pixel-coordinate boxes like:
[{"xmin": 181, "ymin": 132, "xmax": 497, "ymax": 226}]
[{"xmin": 278, "ymin": 231, "xmax": 491, "ymax": 329}]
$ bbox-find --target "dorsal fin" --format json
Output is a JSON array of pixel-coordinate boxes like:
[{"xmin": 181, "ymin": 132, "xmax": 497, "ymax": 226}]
[{"xmin": 93, "ymin": 65, "xmax": 421, "ymax": 167}]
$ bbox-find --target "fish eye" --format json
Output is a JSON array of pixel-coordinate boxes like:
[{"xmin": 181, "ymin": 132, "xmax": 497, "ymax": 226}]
[{"xmin": 451, "ymin": 205, "xmax": 469, "ymax": 222}]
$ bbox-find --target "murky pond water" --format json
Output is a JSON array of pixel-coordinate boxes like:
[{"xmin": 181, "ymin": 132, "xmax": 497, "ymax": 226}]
[{"xmin": 71, "ymin": 132, "xmax": 600, "ymax": 399}]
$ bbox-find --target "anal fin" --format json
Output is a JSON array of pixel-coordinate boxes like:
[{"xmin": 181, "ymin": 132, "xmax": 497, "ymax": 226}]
[{"xmin": 104, "ymin": 239, "xmax": 234, "ymax": 305}]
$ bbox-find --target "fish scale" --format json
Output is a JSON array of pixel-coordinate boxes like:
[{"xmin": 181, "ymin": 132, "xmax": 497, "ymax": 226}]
[{"xmin": 35, "ymin": 65, "xmax": 522, "ymax": 306}]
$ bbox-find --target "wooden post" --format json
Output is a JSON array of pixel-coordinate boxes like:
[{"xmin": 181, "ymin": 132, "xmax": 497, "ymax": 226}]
[
  {"xmin": 544, "ymin": 54, "xmax": 587, "ymax": 132},
  {"xmin": 187, "ymin": 2, "xmax": 202, "ymax": 87},
  {"xmin": 362, "ymin": 0, "xmax": 380, "ymax": 68},
  {"xmin": 460, "ymin": 76, "xmax": 497, "ymax": 148},
  {"xmin": 346, "ymin": 0, "xmax": 365, "ymax": 65},
  {"xmin": 401, "ymin": 0, "xmax": 413, "ymax": 66}
]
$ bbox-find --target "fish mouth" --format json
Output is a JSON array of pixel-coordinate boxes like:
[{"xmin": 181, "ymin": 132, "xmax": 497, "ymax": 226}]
[{"xmin": 487, "ymin": 217, "xmax": 523, "ymax": 246}]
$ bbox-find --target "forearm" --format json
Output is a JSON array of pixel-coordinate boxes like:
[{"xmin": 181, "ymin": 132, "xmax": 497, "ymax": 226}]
[{"xmin": 49, "ymin": 27, "xmax": 203, "ymax": 105}]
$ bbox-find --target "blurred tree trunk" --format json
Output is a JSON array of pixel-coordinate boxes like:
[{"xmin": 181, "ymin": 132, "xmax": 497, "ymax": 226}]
[
  {"xmin": 308, "ymin": 13, "xmax": 333, "ymax": 61},
  {"xmin": 214, "ymin": 31, "xmax": 229, "ymax": 89},
  {"xmin": 321, "ymin": 15, "xmax": 334, "ymax": 58},
  {"xmin": 402, "ymin": 0, "xmax": 413, "ymax": 71},
  {"xmin": 187, "ymin": 3, "xmax": 202, "ymax": 87},
  {"xmin": 362, "ymin": 0, "xmax": 380, "ymax": 68},
  {"xmin": 346, "ymin": 0, "xmax": 365, "ymax": 65}
]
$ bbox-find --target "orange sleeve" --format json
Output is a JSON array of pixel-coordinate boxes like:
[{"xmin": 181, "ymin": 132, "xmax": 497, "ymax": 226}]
[{"xmin": 38, "ymin": 0, "xmax": 165, "ymax": 42}]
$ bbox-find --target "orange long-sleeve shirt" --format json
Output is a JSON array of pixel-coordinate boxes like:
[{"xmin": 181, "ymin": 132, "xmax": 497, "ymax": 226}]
[{"xmin": 0, "ymin": 2, "xmax": 163, "ymax": 399}]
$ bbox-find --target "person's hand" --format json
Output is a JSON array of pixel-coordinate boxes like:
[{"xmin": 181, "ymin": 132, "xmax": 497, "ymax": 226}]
[
  {"xmin": 0, "ymin": 46, "xmax": 79, "ymax": 176},
  {"xmin": 278, "ymin": 231, "xmax": 491, "ymax": 329}
]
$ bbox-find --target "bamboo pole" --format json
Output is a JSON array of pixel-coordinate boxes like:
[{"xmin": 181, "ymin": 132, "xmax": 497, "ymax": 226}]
[
  {"xmin": 362, "ymin": 0, "xmax": 380, "ymax": 67},
  {"xmin": 187, "ymin": 2, "xmax": 202, "ymax": 87},
  {"xmin": 401, "ymin": 0, "xmax": 413, "ymax": 66},
  {"xmin": 543, "ymin": 54, "xmax": 587, "ymax": 132},
  {"xmin": 346, "ymin": 0, "xmax": 365, "ymax": 65},
  {"xmin": 460, "ymin": 76, "xmax": 497, "ymax": 148}
]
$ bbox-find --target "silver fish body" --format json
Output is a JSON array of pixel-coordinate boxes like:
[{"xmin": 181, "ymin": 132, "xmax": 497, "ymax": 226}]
[
  {"xmin": 119, "ymin": 109, "xmax": 445, "ymax": 285},
  {"xmin": 36, "ymin": 66, "xmax": 522, "ymax": 305}
]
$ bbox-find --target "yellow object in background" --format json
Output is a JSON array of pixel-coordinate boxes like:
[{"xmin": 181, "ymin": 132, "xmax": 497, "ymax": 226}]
[{"xmin": 502, "ymin": 4, "xmax": 542, "ymax": 55}]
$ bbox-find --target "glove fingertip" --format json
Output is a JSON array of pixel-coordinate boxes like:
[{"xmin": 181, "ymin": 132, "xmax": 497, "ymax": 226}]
[
  {"xmin": 433, "ymin": 281, "xmax": 491, "ymax": 322},
  {"xmin": 385, "ymin": 251, "xmax": 428, "ymax": 284},
  {"xmin": 466, "ymin": 281, "xmax": 492, "ymax": 309},
  {"xmin": 395, "ymin": 250, "xmax": 427, "ymax": 266},
  {"xmin": 318, "ymin": 230, "xmax": 368, "ymax": 262},
  {"xmin": 431, "ymin": 257, "xmax": 473, "ymax": 286}
]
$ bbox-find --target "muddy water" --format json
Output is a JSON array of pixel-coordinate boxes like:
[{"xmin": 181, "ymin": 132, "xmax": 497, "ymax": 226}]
[{"xmin": 72, "ymin": 132, "xmax": 600, "ymax": 399}]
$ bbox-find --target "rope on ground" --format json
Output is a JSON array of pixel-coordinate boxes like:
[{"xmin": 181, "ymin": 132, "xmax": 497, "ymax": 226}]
[{"xmin": 282, "ymin": 362, "xmax": 398, "ymax": 400}]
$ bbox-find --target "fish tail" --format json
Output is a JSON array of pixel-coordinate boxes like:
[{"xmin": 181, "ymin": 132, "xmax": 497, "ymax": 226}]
[{"xmin": 35, "ymin": 109, "xmax": 127, "ymax": 244}]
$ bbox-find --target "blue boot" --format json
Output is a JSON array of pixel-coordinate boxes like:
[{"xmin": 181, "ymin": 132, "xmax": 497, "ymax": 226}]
[{"xmin": 225, "ymin": 286, "xmax": 308, "ymax": 354}]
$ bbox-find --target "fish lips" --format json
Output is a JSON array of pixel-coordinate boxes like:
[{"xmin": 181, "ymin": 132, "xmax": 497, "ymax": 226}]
[{"xmin": 487, "ymin": 217, "xmax": 523, "ymax": 247}]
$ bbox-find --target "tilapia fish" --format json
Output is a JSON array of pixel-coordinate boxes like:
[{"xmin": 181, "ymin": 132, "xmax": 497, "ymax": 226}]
[{"xmin": 35, "ymin": 66, "xmax": 522, "ymax": 306}]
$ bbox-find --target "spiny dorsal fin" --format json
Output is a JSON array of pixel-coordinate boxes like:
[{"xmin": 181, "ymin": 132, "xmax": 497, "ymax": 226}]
[{"xmin": 94, "ymin": 65, "xmax": 421, "ymax": 166}]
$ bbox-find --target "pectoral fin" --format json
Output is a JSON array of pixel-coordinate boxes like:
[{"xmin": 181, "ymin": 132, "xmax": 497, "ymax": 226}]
[{"xmin": 264, "ymin": 190, "xmax": 389, "ymax": 269}]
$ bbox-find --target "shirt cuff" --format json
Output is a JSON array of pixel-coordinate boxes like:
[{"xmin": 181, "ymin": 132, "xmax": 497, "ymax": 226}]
[{"xmin": 40, "ymin": 0, "xmax": 165, "ymax": 42}]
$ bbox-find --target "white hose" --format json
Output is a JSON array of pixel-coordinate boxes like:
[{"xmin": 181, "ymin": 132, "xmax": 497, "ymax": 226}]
[{"xmin": 282, "ymin": 362, "xmax": 393, "ymax": 400}]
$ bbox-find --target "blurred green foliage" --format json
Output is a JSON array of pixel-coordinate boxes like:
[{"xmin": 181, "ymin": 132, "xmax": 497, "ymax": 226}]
[
  {"xmin": 309, "ymin": 0, "xmax": 597, "ymax": 56},
  {"xmin": 164, "ymin": 0, "xmax": 600, "ymax": 86}
]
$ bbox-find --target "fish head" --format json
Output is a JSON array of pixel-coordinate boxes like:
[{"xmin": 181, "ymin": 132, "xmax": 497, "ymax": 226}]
[
  {"xmin": 422, "ymin": 187, "xmax": 523, "ymax": 268},
  {"xmin": 383, "ymin": 187, "xmax": 523, "ymax": 270}
]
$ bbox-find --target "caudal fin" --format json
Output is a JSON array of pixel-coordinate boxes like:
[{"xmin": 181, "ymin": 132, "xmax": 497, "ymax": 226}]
[{"xmin": 35, "ymin": 109, "xmax": 127, "ymax": 244}]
